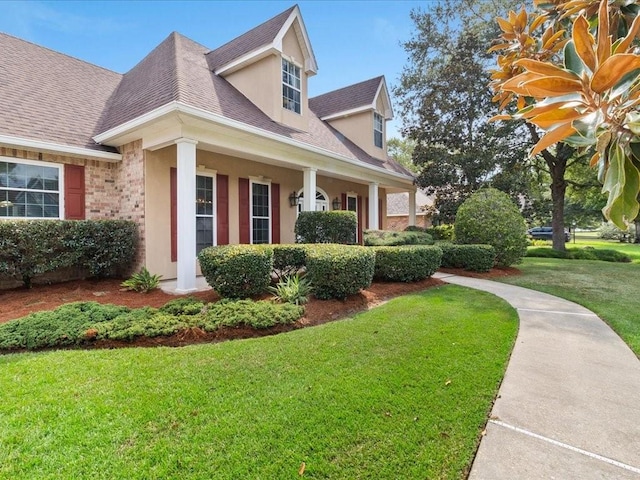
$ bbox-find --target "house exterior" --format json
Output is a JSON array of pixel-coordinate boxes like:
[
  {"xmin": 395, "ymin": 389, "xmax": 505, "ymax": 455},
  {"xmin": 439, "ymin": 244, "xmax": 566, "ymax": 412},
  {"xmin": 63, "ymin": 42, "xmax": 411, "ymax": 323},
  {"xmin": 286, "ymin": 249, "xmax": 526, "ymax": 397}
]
[
  {"xmin": 386, "ymin": 190, "xmax": 434, "ymax": 231},
  {"xmin": 0, "ymin": 5, "xmax": 416, "ymax": 292}
]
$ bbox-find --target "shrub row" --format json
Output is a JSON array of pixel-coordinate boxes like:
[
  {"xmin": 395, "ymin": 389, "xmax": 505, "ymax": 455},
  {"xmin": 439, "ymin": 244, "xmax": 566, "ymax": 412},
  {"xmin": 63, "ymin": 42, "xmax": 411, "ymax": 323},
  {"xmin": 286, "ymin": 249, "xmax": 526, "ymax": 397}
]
[
  {"xmin": 295, "ymin": 211, "xmax": 358, "ymax": 244},
  {"xmin": 0, "ymin": 299, "xmax": 304, "ymax": 351},
  {"xmin": 363, "ymin": 229, "xmax": 434, "ymax": 246},
  {"xmin": 438, "ymin": 243, "xmax": 496, "ymax": 272},
  {"xmin": 526, "ymin": 247, "xmax": 631, "ymax": 263},
  {"xmin": 0, "ymin": 220, "xmax": 138, "ymax": 287},
  {"xmin": 371, "ymin": 246, "xmax": 442, "ymax": 282}
]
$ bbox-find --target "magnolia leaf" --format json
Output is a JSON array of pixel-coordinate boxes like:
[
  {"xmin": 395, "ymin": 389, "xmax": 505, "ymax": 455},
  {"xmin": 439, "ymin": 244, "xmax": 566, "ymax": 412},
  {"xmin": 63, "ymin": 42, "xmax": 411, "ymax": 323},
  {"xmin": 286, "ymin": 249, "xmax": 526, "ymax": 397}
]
[
  {"xmin": 531, "ymin": 122, "xmax": 576, "ymax": 156},
  {"xmin": 591, "ymin": 55, "xmax": 640, "ymax": 93},
  {"xmin": 590, "ymin": 152, "xmax": 600, "ymax": 167},
  {"xmin": 609, "ymin": 68, "xmax": 640, "ymax": 100},
  {"xmin": 520, "ymin": 76, "xmax": 583, "ymax": 97},
  {"xmin": 616, "ymin": 14, "xmax": 640, "ymax": 53},
  {"xmin": 564, "ymin": 41, "xmax": 586, "ymax": 75},
  {"xmin": 530, "ymin": 108, "xmax": 587, "ymax": 129},
  {"xmin": 515, "ymin": 59, "xmax": 580, "ymax": 81},
  {"xmin": 542, "ymin": 29, "xmax": 567, "ymax": 50},
  {"xmin": 530, "ymin": 13, "xmax": 547, "ymax": 32},
  {"xmin": 597, "ymin": 0, "xmax": 611, "ymax": 66},
  {"xmin": 602, "ymin": 146, "xmax": 640, "ymax": 229},
  {"xmin": 488, "ymin": 43, "xmax": 513, "ymax": 53},
  {"xmin": 517, "ymin": 101, "xmax": 580, "ymax": 120},
  {"xmin": 489, "ymin": 114, "xmax": 513, "ymax": 122},
  {"xmin": 497, "ymin": 17, "xmax": 514, "ymax": 33},
  {"xmin": 573, "ymin": 15, "xmax": 597, "ymax": 72}
]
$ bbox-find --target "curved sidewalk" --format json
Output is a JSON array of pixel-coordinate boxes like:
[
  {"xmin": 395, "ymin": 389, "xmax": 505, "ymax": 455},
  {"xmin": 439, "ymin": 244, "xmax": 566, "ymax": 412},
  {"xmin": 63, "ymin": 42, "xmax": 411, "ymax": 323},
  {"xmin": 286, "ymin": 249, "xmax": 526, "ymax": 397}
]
[{"xmin": 434, "ymin": 273, "xmax": 640, "ymax": 479}]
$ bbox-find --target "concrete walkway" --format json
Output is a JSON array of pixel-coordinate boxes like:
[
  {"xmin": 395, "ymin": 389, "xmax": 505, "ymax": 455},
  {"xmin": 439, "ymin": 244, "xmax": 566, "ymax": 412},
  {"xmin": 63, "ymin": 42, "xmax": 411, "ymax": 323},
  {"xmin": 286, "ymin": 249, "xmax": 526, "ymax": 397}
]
[{"xmin": 433, "ymin": 272, "xmax": 640, "ymax": 479}]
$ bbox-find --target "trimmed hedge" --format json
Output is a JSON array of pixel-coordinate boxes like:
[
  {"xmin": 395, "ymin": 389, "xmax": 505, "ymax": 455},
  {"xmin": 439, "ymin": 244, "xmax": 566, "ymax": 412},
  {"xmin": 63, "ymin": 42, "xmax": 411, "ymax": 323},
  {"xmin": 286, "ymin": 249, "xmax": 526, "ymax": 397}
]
[
  {"xmin": 439, "ymin": 243, "xmax": 496, "ymax": 272},
  {"xmin": 0, "ymin": 220, "xmax": 138, "ymax": 287},
  {"xmin": 199, "ymin": 245, "xmax": 273, "ymax": 299},
  {"xmin": 295, "ymin": 211, "xmax": 357, "ymax": 244},
  {"xmin": 526, "ymin": 247, "xmax": 632, "ymax": 263},
  {"xmin": 364, "ymin": 229, "xmax": 434, "ymax": 246},
  {"xmin": 305, "ymin": 244, "xmax": 375, "ymax": 299},
  {"xmin": 272, "ymin": 244, "xmax": 307, "ymax": 278},
  {"xmin": 372, "ymin": 246, "xmax": 442, "ymax": 282}
]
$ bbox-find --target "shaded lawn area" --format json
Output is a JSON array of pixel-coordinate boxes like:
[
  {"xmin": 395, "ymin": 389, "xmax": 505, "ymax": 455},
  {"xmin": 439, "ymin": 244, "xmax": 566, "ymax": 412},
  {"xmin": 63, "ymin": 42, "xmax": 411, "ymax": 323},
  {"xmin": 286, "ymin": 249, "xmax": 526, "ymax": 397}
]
[
  {"xmin": 0, "ymin": 285, "xmax": 517, "ymax": 479},
  {"xmin": 566, "ymin": 233, "xmax": 640, "ymax": 263},
  {"xmin": 500, "ymin": 257, "xmax": 640, "ymax": 356}
]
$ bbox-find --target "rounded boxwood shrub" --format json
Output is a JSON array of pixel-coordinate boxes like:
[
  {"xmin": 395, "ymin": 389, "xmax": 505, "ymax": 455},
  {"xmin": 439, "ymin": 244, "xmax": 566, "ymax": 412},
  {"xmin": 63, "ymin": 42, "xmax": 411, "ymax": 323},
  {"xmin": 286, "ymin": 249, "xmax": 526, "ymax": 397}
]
[
  {"xmin": 295, "ymin": 211, "xmax": 357, "ymax": 244},
  {"xmin": 272, "ymin": 244, "xmax": 307, "ymax": 278},
  {"xmin": 439, "ymin": 243, "xmax": 496, "ymax": 272},
  {"xmin": 363, "ymin": 230, "xmax": 434, "ymax": 246},
  {"xmin": 199, "ymin": 245, "xmax": 273, "ymax": 299},
  {"xmin": 454, "ymin": 188, "xmax": 527, "ymax": 267},
  {"xmin": 305, "ymin": 244, "xmax": 375, "ymax": 299},
  {"xmin": 372, "ymin": 245, "xmax": 442, "ymax": 282}
]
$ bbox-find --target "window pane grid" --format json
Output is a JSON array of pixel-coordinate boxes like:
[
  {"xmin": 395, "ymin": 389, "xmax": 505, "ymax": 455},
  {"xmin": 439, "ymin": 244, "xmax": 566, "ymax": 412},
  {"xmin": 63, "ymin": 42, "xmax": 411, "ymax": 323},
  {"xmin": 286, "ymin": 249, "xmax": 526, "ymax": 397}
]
[
  {"xmin": 374, "ymin": 113, "xmax": 384, "ymax": 148},
  {"xmin": 282, "ymin": 59, "xmax": 301, "ymax": 114},
  {"xmin": 251, "ymin": 182, "xmax": 270, "ymax": 244},
  {"xmin": 0, "ymin": 160, "xmax": 60, "ymax": 218},
  {"xmin": 195, "ymin": 175, "xmax": 215, "ymax": 254}
]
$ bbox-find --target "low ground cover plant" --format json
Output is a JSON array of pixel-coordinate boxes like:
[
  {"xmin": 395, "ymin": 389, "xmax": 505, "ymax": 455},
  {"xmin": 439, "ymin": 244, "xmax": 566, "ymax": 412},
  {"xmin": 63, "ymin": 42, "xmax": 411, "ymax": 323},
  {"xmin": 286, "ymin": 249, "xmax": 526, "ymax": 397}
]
[
  {"xmin": 372, "ymin": 245, "xmax": 442, "ymax": 282},
  {"xmin": 526, "ymin": 247, "xmax": 631, "ymax": 263},
  {"xmin": 363, "ymin": 229, "xmax": 434, "ymax": 246},
  {"xmin": 0, "ymin": 298, "xmax": 303, "ymax": 351},
  {"xmin": 439, "ymin": 243, "xmax": 496, "ymax": 272}
]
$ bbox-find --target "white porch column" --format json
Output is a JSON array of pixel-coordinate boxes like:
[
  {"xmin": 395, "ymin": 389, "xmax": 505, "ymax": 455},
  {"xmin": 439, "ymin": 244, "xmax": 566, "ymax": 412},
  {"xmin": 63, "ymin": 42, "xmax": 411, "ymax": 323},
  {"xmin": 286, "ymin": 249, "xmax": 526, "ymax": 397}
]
[
  {"xmin": 175, "ymin": 138, "xmax": 198, "ymax": 293},
  {"xmin": 368, "ymin": 182, "xmax": 379, "ymax": 230},
  {"xmin": 408, "ymin": 190, "xmax": 417, "ymax": 226},
  {"xmin": 302, "ymin": 167, "xmax": 317, "ymax": 212}
]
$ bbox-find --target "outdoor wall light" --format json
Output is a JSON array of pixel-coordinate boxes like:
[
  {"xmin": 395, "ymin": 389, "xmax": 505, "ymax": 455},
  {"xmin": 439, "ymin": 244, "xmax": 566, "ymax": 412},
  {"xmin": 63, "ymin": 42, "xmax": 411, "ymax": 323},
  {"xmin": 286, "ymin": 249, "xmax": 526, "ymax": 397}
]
[
  {"xmin": 0, "ymin": 201, "xmax": 13, "ymax": 208},
  {"xmin": 288, "ymin": 191, "xmax": 299, "ymax": 207},
  {"xmin": 332, "ymin": 197, "xmax": 341, "ymax": 210}
]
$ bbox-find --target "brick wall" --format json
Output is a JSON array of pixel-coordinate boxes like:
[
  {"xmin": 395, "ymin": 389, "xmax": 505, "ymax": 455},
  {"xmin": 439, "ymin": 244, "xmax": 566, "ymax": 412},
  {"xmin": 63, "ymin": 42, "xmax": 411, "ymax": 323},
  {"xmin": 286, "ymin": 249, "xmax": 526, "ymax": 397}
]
[{"xmin": 386, "ymin": 214, "xmax": 431, "ymax": 232}]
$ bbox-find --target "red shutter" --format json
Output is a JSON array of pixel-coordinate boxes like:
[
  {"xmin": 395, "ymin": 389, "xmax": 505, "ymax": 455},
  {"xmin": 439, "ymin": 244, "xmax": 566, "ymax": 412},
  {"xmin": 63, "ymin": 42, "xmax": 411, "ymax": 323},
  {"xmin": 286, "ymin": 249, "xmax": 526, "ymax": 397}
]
[
  {"xmin": 217, "ymin": 175, "xmax": 229, "ymax": 245},
  {"xmin": 239, "ymin": 178, "xmax": 250, "ymax": 244},
  {"xmin": 271, "ymin": 183, "xmax": 280, "ymax": 244},
  {"xmin": 64, "ymin": 164, "xmax": 85, "ymax": 220},
  {"xmin": 341, "ymin": 193, "xmax": 347, "ymax": 210},
  {"xmin": 365, "ymin": 197, "xmax": 369, "ymax": 230},
  {"xmin": 357, "ymin": 195, "xmax": 363, "ymax": 245},
  {"xmin": 378, "ymin": 198, "xmax": 383, "ymax": 230},
  {"xmin": 170, "ymin": 168, "xmax": 177, "ymax": 262}
]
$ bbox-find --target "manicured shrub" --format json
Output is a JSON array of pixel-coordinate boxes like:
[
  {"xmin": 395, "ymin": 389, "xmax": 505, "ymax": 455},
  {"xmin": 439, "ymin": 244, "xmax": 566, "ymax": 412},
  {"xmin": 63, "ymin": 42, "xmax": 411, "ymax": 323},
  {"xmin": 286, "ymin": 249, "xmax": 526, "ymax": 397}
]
[
  {"xmin": 203, "ymin": 299, "xmax": 303, "ymax": 329},
  {"xmin": 268, "ymin": 275, "xmax": 312, "ymax": 305},
  {"xmin": 526, "ymin": 247, "xmax": 631, "ymax": 263},
  {"xmin": 0, "ymin": 219, "xmax": 138, "ymax": 287},
  {"xmin": 363, "ymin": 230, "xmax": 434, "ymax": 246},
  {"xmin": 199, "ymin": 245, "xmax": 273, "ymax": 299},
  {"xmin": 121, "ymin": 267, "xmax": 162, "ymax": 293},
  {"xmin": 305, "ymin": 244, "xmax": 375, "ymax": 299},
  {"xmin": 159, "ymin": 297, "xmax": 206, "ymax": 316},
  {"xmin": 272, "ymin": 244, "xmax": 307, "ymax": 278},
  {"xmin": 0, "ymin": 302, "xmax": 130, "ymax": 350},
  {"xmin": 372, "ymin": 246, "xmax": 442, "ymax": 282},
  {"xmin": 425, "ymin": 224, "xmax": 455, "ymax": 241},
  {"xmin": 439, "ymin": 243, "xmax": 496, "ymax": 272},
  {"xmin": 295, "ymin": 211, "xmax": 357, "ymax": 244},
  {"xmin": 454, "ymin": 189, "xmax": 527, "ymax": 267},
  {"xmin": 403, "ymin": 225, "xmax": 427, "ymax": 232}
]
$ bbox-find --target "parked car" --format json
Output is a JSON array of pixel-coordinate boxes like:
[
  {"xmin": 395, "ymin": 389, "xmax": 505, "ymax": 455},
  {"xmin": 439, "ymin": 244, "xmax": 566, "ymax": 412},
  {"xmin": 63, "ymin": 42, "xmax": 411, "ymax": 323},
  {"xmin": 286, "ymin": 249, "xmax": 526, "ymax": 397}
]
[{"xmin": 527, "ymin": 226, "xmax": 570, "ymax": 242}]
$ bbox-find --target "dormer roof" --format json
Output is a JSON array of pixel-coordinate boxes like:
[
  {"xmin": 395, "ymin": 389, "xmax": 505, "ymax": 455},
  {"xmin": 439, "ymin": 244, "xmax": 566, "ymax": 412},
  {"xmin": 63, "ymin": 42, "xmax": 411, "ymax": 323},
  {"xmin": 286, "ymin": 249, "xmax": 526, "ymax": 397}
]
[
  {"xmin": 309, "ymin": 76, "xmax": 393, "ymax": 121},
  {"xmin": 206, "ymin": 4, "xmax": 318, "ymax": 76}
]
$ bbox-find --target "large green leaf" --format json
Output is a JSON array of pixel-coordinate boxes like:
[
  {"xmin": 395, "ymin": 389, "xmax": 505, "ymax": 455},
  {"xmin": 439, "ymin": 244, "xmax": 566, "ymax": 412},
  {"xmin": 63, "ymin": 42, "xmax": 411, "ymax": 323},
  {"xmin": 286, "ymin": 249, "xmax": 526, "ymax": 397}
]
[
  {"xmin": 602, "ymin": 142, "xmax": 640, "ymax": 228},
  {"xmin": 564, "ymin": 41, "xmax": 586, "ymax": 75}
]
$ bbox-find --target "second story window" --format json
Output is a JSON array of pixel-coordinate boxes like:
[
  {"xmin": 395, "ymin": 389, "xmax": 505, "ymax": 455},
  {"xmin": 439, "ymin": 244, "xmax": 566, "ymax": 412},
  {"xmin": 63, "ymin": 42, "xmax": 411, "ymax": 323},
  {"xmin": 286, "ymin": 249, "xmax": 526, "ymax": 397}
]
[
  {"xmin": 282, "ymin": 58, "xmax": 301, "ymax": 114},
  {"xmin": 374, "ymin": 113, "xmax": 384, "ymax": 148}
]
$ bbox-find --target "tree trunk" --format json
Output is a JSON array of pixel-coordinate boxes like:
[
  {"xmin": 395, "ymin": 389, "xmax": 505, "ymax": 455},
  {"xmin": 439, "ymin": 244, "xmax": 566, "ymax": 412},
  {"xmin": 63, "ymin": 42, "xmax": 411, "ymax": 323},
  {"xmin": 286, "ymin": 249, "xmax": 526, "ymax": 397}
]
[
  {"xmin": 634, "ymin": 219, "xmax": 640, "ymax": 244},
  {"xmin": 550, "ymin": 173, "xmax": 567, "ymax": 251}
]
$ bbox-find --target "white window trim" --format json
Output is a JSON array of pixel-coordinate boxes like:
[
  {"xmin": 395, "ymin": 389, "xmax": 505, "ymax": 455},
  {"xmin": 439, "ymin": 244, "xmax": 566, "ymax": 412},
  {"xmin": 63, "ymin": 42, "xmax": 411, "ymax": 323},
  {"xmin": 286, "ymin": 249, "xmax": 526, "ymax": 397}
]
[
  {"xmin": 296, "ymin": 186, "xmax": 329, "ymax": 217},
  {"xmin": 250, "ymin": 178, "xmax": 272, "ymax": 245},
  {"xmin": 0, "ymin": 156, "xmax": 65, "ymax": 220},
  {"xmin": 346, "ymin": 192, "xmax": 358, "ymax": 243},
  {"xmin": 282, "ymin": 57, "xmax": 302, "ymax": 115},
  {"xmin": 195, "ymin": 171, "xmax": 217, "ymax": 254},
  {"xmin": 373, "ymin": 112, "xmax": 384, "ymax": 149}
]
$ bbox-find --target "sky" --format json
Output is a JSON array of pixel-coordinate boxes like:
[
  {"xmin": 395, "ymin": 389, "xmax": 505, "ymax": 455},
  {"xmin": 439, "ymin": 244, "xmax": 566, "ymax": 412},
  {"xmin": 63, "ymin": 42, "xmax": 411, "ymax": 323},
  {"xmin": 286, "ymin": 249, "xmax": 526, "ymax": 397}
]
[{"xmin": 0, "ymin": 0, "xmax": 437, "ymax": 138}]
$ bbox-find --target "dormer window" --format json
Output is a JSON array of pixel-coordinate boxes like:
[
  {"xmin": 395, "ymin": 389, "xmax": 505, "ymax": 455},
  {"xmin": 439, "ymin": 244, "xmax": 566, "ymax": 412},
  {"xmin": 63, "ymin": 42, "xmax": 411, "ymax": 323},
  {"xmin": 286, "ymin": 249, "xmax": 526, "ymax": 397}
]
[
  {"xmin": 373, "ymin": 112, "xmax": 384, "ymax": 148},
  {"xmin": 282, "ymin": 58, "xmax": 301, "ymax": 114}
]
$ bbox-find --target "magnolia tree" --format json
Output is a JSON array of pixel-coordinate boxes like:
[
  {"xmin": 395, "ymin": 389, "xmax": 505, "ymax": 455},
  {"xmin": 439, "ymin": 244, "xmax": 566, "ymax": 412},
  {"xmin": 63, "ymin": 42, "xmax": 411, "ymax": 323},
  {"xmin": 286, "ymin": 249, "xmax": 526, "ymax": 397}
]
[{"xmin": 490, "ymin": 0, "xmax": 640, "ymax": 229}]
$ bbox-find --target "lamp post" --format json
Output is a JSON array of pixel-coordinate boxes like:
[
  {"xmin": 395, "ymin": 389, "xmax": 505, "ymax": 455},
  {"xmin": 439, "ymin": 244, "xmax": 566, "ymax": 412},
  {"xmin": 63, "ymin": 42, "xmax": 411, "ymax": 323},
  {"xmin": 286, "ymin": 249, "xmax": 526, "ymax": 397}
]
[{"xmin": 572, "ymin": 221, "xmax": 576, "ymax": 244}]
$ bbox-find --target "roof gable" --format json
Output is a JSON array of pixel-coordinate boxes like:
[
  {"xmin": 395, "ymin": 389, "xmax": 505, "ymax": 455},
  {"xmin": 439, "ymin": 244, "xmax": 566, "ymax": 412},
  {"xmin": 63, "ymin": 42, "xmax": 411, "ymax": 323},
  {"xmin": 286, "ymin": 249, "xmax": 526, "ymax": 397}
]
[
  {"xmin": 309, "ymin": 76, "xmax": 393, "ymax": 121},
  {"xmin": 206, "ymin": 5, "xmax": 318, "ymax": 76}
]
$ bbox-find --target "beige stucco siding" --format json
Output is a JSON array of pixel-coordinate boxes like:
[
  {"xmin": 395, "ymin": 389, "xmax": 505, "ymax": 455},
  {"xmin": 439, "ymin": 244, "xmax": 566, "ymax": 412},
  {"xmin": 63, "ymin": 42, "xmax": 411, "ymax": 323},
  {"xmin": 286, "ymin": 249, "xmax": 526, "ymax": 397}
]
[
  {"xmin": 144, "ymin": 146, "xmax": 385, "ymax": 279},
  {"xmin": 328, "ymin": 110, "xmax": 386, "ymax": 161}
]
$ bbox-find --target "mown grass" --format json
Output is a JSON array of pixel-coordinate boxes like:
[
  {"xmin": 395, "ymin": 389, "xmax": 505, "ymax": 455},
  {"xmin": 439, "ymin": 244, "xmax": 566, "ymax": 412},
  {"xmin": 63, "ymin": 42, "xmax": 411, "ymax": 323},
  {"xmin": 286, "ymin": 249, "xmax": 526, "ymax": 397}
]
[
  {"xmin": 501, "ymin": 257, "xmax": 640, "ymax": 356},
  {"xmin": 0, "ymin": 285, "xmax": 517, "ymax": 479}
]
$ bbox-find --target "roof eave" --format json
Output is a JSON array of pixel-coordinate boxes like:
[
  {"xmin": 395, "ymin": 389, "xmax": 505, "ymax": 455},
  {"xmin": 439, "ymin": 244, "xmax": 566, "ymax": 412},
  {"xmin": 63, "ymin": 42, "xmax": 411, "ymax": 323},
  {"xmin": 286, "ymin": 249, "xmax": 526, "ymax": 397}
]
[{"xmin": 0, "ymin": 134, "xmax": 122, "ymax": 161}]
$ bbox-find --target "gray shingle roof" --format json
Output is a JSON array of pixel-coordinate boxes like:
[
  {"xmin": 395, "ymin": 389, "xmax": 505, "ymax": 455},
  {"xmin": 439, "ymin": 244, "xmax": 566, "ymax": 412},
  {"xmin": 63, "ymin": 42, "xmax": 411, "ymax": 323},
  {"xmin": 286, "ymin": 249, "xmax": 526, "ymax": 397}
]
[
  {"xmin": 387, "ymin": 191, "xmax": 433, "ymax": 216},
  {"xmin": 205, "ymin": 5, "xmax": 296, "ymax": 71},
  {"xmin": 309, "ymin": 76, "xmax": 383, "ymax": 119},
  {"xmin": 0, "ymin": 6, "xmax": 412, "ymax": 180},
  {"xmin": 0, "ymin": 32, "xmax": 121, "ymax": 153}
]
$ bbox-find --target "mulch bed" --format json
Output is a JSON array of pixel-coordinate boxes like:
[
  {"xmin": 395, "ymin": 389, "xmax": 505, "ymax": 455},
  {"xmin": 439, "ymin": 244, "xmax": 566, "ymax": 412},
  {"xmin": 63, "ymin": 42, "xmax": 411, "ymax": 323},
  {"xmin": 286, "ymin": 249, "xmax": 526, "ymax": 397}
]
[{"xmin": 0, "ymin": 268, "xmax": 519, "ymax": 352}]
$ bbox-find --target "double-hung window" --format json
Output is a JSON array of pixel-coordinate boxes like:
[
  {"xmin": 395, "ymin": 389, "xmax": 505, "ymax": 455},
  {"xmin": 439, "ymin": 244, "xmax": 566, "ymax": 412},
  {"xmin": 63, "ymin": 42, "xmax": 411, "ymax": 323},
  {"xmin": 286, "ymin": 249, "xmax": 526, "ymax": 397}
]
[
  {"xmin": 346, "ymin": 193, "xmax": 358, "ymax": 243},
  {"xmin": 374, "ymin": 113, "xmax": 384, "ymax": 148},
  {"xmin": 251, "ymin": 180, "xmax": 271, "ymax": 244},
  {"xmin": 0, "ymin": 158, "xmax": 62, "ymax": 219},
  {"xmin": 282, "ymin": 58, "xmax": 301, "ymax": 114},
  {"xmin": 195, "ymin": 174, "xmax": 215, "ymax": 255}
]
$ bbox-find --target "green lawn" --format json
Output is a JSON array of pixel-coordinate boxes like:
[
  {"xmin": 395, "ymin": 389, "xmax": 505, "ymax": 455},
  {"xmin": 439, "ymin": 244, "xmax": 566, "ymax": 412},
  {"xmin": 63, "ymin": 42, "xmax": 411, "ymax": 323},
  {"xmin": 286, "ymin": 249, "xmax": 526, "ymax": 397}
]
[
  {"xmin": 570, "ymin": 232, "xmax": 640, "ymax": 263},
  {"xmin": 501, "ymin": 257, "xmax": 640, "ymax": 356},
  {"xmin": 0, "ymin": 285, "xmax": 517, "ymax": 479}
]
